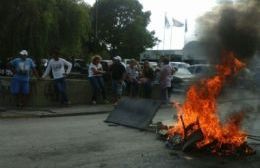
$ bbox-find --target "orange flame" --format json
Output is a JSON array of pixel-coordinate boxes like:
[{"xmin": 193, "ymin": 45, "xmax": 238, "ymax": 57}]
[{"xmin": 168, "ymin": 51, "xmax": 247, "ymax": 148}]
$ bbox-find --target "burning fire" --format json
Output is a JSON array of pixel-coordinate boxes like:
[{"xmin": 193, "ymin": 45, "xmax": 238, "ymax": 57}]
[{"xmin": 168, "ymin": 50, "xmax": 248, "ymax": 150}]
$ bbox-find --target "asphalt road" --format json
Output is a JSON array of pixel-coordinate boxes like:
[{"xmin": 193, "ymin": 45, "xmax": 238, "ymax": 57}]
[{"xmin": 0, "ymin": 113, "xmax": 260, "ymax": 168}]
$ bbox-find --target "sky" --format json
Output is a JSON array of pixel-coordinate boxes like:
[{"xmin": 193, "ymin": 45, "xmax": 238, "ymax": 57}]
[{"xmin": 84, "ymin": 0, "xmax": 218, "ymax": 50}]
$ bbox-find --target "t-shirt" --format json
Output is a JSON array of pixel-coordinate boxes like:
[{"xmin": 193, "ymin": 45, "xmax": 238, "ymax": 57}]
[
  {"xmin": 126, "ymin": 66, "xmax": 139, "ymax": 80},
  {"xmin": 110, "ymin": 63, "xmax": 126, "ymax": 80},
  {"xmin": 42, "ymin": 58, "xmax": 72, "ymax": 79},
  {"xmin": 10, "ymin": 57, "xmax": 36, "ymax": 81},
  {"xmin": 88, "ymin": 63, "xmax": 103, "ymax": 77},
  {"xmin": 143, "ymin": 67, "xmax": 154, "ymax": 81},
  {"xmin": 160, "ymin": 64, "xmax": 172, "ymax": 88}
]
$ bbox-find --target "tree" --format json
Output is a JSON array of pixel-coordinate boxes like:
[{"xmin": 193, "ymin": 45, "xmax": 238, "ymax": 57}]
[
  {"xmin": 91, "ymin": 0, "xmax": 158, "ymax": 59},
  {"xmin": 0, "ymin": 0, "xmax": 92, "ymax": 64}
]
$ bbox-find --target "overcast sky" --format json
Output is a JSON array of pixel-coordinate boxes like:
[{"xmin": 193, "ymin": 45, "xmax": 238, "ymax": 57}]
[{"xmin": 84, "ymin": 0, "xmax": 218, "ymax": 49}]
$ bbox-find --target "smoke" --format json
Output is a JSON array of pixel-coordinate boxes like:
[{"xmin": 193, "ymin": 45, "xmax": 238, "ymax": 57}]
[
  {"xmin": 195, "ymin": 0, "xmax": 260, "ymax": 127},
  {"xmin": 197, "ymin": 0, "xmax": 260, "ymax": 62}
]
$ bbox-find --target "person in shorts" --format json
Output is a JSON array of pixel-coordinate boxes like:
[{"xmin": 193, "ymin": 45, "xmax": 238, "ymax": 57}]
[
  {"xmin": 9, "ymin": 50, "xmax": 39, "ymax": 107},
  {"xmin": 110, "ymin": 56, "xmax": 126, "ymax": 105}
]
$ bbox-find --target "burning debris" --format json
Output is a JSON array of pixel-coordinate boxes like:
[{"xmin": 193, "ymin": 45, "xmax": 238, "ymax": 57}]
[
  {"xmin": 156, "ymin": 51, "xmax": 255, "ymax": 156},
  {"xmin": 157, "ymin": 51, "xmax": 256, "ymax": 156},
  {"xmin": 156, "ymin": 1, "xmax": 260, "ymax": 156}
]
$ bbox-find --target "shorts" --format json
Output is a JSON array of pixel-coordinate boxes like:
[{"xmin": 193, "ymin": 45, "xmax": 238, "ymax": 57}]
[
  {"xmin": 10, "ymin": 78, "xmax": 30, "ymax": 95},
  {"xmin": 112, "ymin": 80, "xmax": 125, "ymax": 96}
]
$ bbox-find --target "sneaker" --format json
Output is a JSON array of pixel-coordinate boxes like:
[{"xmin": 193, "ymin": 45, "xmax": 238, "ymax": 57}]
[
  {"xmin": 91, "ymin": 101, "xmax": 97, "ymax": 105},
  {"xmin": 103, "ymin": 100, "xmax": 110, "ymax": 104}
]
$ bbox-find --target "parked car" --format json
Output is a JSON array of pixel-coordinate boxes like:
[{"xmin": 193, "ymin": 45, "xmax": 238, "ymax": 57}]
[
  {"xmin": 171, "ymin": 67, "xmax": 195, "ymax": 92},
  {"xmin": 100, "ymin": 60, "xmax": 113, "ymax": 81},
  {"xmin": 170, "ymin": 62, "xmax": 190, "ymax": 69},
  {"xmin": 252, "ymin": 67, "xmax": 260, "ymax": 90},
  {"xmin": 100, "ymin": 60, "xmax": 113, "ymax": 72},
  {"xmin": 233, "ymin": 67, "xmax": 256, "ymax": 90},
  {"xmin": 72, "ymin": 59, "xmax": 88, "ymax": 74},
  {"xmin": 188, "ymin": 64, "xmax": 215, "ymax": 78},
  {"xmin": 139, "ymin": 61, "xmax": 158, "ymax": 71}
]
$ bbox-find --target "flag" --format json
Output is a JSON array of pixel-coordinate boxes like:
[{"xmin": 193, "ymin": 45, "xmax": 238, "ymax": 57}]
[
  {"xmin": 185, "ymin": 19, "xmax": 188, "ymax": 32},
  {"xmin": 165, "ymin": 16, "xmax": 170, "ymax": 28},
  {"xmin": 172, "ymin": 18, "xmax": 184, "ymax": 27}
]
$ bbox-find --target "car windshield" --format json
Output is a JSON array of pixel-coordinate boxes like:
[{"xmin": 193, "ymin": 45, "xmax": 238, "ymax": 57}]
[
  {"xmin": 188, "ymin": 65, "xmax": 214, "ymax": 75},
  {"xmin": 175, "ymin": 68, "xmax": 192, "ymax": 75},
  {"xmin": 170, "ymin": 62, "xmax": 190, "ymax": 69}
]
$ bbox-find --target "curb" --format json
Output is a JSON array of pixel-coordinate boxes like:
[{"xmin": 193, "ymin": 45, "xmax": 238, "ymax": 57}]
[
  {"xmin": 0, "ymin": 109, "xmax": 111, "ymax": 119},
  {"xmin": 39, "ymin": 110, "xmax": 111, "ymax": 118}
]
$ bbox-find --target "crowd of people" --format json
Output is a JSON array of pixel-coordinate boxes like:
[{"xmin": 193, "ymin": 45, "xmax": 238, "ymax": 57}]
[
  {"xmin": 1, "ymin": 49, "xmax": 176, "ymax": 108},
  {"xmin": 88, "ymin": 54, "xmax": 176, "ymax": 105}
]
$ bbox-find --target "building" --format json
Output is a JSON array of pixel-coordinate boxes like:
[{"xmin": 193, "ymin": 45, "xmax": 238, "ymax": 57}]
[
  {"xmin": 183, "ymin": 41, "xmax": 210, "ymax": 64},
  {"xmin": 140, "ymin": 49, "xmax": 183, "ymax": 62}
]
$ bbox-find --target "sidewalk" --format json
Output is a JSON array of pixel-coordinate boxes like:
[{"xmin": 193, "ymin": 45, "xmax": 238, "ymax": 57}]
[
  {"xmin": 0, "ymin": 94, "xmax": 184, "ymax": 119},
  {"xmin": 0, "ymin": 105, "xmax": 114, "ymax": 119},
  {"xmin": 0, "ymin": 103, "xmax": 177, "ymax": 119}
]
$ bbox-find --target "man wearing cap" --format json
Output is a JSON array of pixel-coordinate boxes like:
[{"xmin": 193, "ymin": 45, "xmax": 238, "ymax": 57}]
[
  {"xmin": 110, "ymin": 56, "xmax": 126, "ymax": 105},
  {"xmin": 9, "ymin": 50, "xmax": 39, "ymax": 107}
]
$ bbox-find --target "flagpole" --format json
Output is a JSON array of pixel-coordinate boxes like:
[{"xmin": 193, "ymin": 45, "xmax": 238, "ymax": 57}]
[
  {"xmin": 184, "ymin": 19, "xmax": 187, "ymax": 45},
  {"xmin": 170, "ymin": 26, "xmax": 173, "ymax": 49},
  {"xmin": 163, "ymin": 25, "xmax": 166, "ymax": 51},
  {"xmin": 163, "ymin": 13, "xmax": 166, "ymax": 55}
]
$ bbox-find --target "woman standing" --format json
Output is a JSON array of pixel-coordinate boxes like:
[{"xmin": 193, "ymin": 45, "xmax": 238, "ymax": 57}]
[
  {"xmin": 88, "ymin": 55, "xmax": 107, "ymax": 104},
  {"xmin": 139, "ymin": 61, "xmax": 154, "ymax": 98}
]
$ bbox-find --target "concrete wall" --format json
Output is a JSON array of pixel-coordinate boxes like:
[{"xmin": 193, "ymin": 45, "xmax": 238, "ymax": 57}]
[
  {"xmin": 0, "ymin": 77, "xmax": 160, "ymax": 107},
  {"xmin": 0, "ymin": 77, "xmax": 92, "ymax": 107}
]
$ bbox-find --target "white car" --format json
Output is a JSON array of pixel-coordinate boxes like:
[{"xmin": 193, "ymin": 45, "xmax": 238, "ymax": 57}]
[
  {"xmin": 188, "ymin": 64, "xmax": 215, "ymax": 78},
  {"xmin": 170, "ymin": 62, "xmax": 190, "ymax": 69},
  {"xmin": 171, "ymin": 67, "xmax": 195, "ymax": 92}
]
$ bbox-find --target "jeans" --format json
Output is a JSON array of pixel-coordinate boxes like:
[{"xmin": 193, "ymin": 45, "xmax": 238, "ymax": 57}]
[
  {"xmin": 160, "ymin": 87, "xmax": 171, "ymax": 104},
  {"xmin": 89, "ymin": 76, "xmax": 106, "ymax": 101},
  {"xmin": 54, "ymin": 78, "xmax": 68, "ymax": 104},
  {"xmin": 125, "ymin": 80, "xmax": 139, "ymax": 97},
  {"xmin": 143, "ymin": 81, "xmax": 152, "ymax": 98}
]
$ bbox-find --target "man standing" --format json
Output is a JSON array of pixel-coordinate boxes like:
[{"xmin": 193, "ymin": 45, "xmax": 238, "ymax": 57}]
[
  {"xmin": 125, "ymin": 59, "xmax": 139, "ymax": 97},
  {"xmin": 9, "ymin": 50, "xmax": 39, "ymax": 107},
  {"xmin": 42, "ymin": 48, "xmax": 72, "ymax": 105},
  {"xmin": 159, "ymin": 57, "xmax": 174, "ymax": 104},
  {"xmin": 110, "ymin": 56, "xmax": 126, "ymax": 105}
]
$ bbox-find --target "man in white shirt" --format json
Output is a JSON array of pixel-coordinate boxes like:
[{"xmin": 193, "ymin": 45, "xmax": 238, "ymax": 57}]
[{"xmin": 42, "ymin": 48, "xmax": 72, "ymax": 105}]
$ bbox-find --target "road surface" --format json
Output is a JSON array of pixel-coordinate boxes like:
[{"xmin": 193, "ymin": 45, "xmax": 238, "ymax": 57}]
[{"xmin": 1, "ymin": 113, "xmax": 260, "ymax": 168}]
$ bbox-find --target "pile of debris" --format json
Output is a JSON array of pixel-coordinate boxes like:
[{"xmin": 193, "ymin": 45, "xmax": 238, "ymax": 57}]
[{"xmin": 154, "ymin": 118, "xmax": 256, "ymax": 157}]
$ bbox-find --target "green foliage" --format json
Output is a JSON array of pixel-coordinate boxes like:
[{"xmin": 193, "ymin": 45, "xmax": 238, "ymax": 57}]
[
  {"xmin": 91, "ymin": 0, "xmax": 158, "ymax": 59},
  {"xmin": 0, "ymin": 0, "xmax": 91, "ymax": 62},
  {"xmin": 0, "ymin": 0, "xmax": 159, "ymax": 64}
]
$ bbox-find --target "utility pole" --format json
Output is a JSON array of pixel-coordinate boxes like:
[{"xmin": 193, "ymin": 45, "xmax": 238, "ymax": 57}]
[{"xmin": 95, "ymin": 0, "xmax": 98, "ymax": 39}]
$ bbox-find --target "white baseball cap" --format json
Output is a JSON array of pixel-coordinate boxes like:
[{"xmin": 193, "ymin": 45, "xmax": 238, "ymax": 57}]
[
  {"xmin": 19, "ymin": 50, "xmax": 28, "ymax": 56},
  {"xmin": 114, "ymin": 55, "xmax": 122, "ymax": 61}
]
